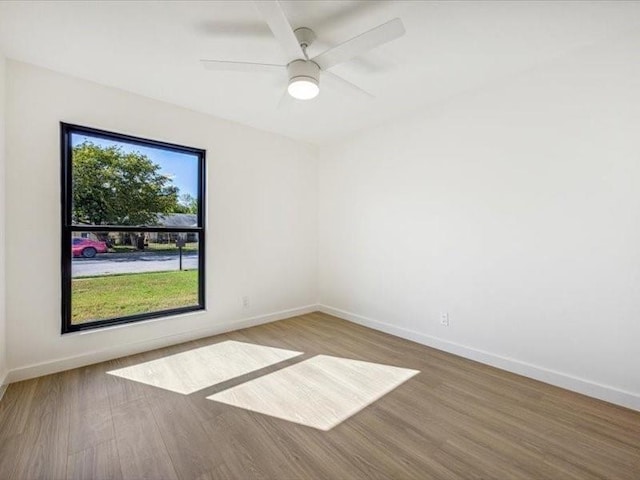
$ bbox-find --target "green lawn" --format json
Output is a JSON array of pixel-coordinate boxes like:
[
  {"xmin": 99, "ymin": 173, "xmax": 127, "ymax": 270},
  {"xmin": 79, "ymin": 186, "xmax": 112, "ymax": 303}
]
[{"xmin": 72, "ymin": 270, "xmax": 199, "ymax": 324}]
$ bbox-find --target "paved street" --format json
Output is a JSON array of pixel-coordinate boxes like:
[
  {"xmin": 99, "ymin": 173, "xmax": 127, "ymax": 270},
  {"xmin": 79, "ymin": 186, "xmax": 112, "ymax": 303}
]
[{"xmin": 73, "ymin": 251, "xmax": 199, "ymax": 277}]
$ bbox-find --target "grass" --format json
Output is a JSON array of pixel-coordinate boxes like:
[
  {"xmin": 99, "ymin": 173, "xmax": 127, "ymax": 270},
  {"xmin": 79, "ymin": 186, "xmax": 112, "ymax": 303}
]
[{"xmin": 72, "ymin": 270, "xmax": 199, "ymax": 324}]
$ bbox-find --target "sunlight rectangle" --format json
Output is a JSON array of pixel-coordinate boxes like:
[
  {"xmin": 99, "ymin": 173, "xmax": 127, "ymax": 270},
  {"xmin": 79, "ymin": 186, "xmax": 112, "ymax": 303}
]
[
  {"xmin": 207, "ymin": 355, "xmax": 419, "ymax": 430},
  {"xmin": 107, "ymin": 341, "xmax": 303, "ymax": 394}
]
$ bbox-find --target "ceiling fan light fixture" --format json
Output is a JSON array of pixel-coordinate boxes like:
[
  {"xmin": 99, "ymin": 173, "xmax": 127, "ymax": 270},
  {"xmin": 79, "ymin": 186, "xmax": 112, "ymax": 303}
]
[
  {"xmin": 287, "ymin": 59, "xmax": 320, "ymax": 100},
  {"xmin": 288, "ymin": 77, "xmax": 319, "ymax": 100}
]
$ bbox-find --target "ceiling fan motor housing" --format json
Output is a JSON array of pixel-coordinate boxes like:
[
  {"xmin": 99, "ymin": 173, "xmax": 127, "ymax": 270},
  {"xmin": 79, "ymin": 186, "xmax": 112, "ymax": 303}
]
[{"xmin": 287, "ymin": 59, "xmax": 320, "ymax": 86}]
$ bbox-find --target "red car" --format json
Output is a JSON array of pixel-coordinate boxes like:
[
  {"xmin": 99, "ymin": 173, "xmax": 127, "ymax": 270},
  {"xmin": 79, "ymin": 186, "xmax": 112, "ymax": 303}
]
[{"xmin": 72, "ymin": 238, "xmax": 108, "ymax": 258}]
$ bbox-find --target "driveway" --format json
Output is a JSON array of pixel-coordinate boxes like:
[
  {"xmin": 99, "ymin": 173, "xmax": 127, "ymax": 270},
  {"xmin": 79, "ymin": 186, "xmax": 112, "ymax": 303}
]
[{"xmin": 73, "ymin": 251, "xmax": 199, "ymax": 277}]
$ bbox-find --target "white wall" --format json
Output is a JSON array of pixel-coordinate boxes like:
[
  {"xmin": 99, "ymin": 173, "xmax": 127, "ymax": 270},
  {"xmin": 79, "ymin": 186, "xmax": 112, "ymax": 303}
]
[
  {"xmin": 0, "ymin": 54, "xmax": 6, "ymax": 392},
  {"xmin": 4, "ymin": 34, "xmax": 639, "ymax": 413},
  {"xmin": 5, "ymin": 60, "xmax": 317, "ymax": 380},
  {"xmin": 319, "ymin": 35, "xmax": 640, "ymax": 410}
]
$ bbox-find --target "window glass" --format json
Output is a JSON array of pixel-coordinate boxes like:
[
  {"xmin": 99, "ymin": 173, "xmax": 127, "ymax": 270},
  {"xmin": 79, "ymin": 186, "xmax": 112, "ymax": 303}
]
[
  {"xmin": 61, "ymin": 124, "xmax": 205, "ymax": 333},
  {"xmin": 70, "ymin": 133, "xmax": 200, "ymax": 226},
  {"xmin": 70, "ymin": 231, "xmax": 200, "ymax": 325}
]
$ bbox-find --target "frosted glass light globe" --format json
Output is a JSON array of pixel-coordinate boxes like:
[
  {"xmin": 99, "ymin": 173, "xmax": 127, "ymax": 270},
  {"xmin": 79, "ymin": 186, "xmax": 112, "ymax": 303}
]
[{"xmin": 288, "ymin": 78, "xmax": 319, "ymax": 100}]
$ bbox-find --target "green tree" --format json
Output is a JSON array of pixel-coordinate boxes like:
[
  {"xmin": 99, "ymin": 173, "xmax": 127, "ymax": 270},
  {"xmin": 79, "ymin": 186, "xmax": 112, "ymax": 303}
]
[
  {"xmin": 72, "ymin": 141, "xmax": 179, "ymax": 226},
  {"xmin": 173, "ymin": 193, "xmax": 198, "ymax": 214}
]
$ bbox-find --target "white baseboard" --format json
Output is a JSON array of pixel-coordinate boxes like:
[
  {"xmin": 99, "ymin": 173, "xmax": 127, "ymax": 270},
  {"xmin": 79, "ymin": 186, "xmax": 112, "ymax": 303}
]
[
  {"xmin": 6, "ymin": 304, "xmax": 319, "ymax": 384},
  {"xmin": 0, "ymin": 369, "xmax": 8, "ymax": 402},
  {"xmin": 319, "ymin": 305, "xmax": 640, "ymax": 412}
]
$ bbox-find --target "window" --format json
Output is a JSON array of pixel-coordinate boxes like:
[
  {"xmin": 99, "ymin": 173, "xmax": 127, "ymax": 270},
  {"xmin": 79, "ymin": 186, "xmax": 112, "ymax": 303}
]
[{"xmin": 61, "ymin": 123, "xmax": 205, "ymax": 333}]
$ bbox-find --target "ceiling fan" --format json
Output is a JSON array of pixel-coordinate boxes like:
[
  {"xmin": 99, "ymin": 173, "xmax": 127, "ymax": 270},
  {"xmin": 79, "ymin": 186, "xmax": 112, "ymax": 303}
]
[{"xmin": 200, "ymin": 1, "xmax": 405, "ymax": 101}]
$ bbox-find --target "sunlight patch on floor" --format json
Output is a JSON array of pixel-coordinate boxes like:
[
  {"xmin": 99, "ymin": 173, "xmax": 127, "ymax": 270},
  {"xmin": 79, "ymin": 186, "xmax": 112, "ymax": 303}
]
[
  {"xmin": 207, "ymin": 355, "xmax": 419, "ymax": 430},
  {"xmin": 107, "ymin": 340, "xmax": 303, "ymax": 394}
]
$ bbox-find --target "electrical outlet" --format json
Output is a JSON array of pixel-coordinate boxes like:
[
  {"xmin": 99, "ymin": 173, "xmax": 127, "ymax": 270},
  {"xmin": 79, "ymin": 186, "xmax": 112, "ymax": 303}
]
[
  {"xmin": 242, "ymin": 296, "xmax": 250, "ymax": 308},
  {"xmin": 440, "ymin": 312, "xmax": 449, "ymax": 327}
]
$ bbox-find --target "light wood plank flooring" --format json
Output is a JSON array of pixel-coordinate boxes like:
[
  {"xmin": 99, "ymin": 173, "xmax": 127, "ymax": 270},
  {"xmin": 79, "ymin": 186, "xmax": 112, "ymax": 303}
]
[{"xmin": 1, "ymin": 312, "xmax": 639, "ymax": 479}]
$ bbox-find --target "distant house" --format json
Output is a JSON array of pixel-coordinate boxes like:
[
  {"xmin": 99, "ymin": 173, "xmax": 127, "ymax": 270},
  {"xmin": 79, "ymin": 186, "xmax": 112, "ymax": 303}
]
[
  {"xmin": 157, "ymin": 213, "xmax": 197, "ymax": 228},
  {"xmin": 149, "ymin": 213, "xmax": 198, "ymax": 243},
  {"xmin": 73, "ymin": 214, "xmax": 199, "ymax": 246},
  {"xmin": 72, "ymin": 231, "xmax": 99, "ymax": 240}
]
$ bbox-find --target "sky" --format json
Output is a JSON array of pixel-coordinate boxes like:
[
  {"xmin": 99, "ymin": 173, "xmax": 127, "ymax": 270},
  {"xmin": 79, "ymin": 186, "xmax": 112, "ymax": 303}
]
[{"xmin": 71, "ymin": 133, "xmax": 199, "ymax": 198}]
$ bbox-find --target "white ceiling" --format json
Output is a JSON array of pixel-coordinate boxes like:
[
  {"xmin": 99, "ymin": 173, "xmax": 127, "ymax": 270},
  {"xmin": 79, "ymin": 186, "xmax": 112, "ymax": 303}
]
[{"xmin": 1, "ymin": 1, "xmax": 639, "ymax": 145}]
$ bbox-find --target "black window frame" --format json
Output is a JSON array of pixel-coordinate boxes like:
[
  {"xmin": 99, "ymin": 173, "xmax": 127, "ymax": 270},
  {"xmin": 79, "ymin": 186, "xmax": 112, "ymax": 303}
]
[{"xmin": 60, "ymin": 123, "xmax": 206, "ymax": 334}]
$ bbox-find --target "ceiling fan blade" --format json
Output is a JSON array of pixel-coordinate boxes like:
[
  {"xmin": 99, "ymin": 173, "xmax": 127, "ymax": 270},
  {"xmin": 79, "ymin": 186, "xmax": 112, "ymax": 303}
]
[
  {"xmin": 200, "ymin": 59, "xmax": 285, "ymax": 73},
  {"xmin": 253, "ymin": 1, "xmax": 304, "ymax": 61},
  {"xmin": 322, "ymin": 71, "xmax": 374, "ymax": 100},
  {"xmin": 312, "ymin": 18, "xmax": 405, "ymax": 71},
  {"xmin": 278, "ymin": 88, "xmax": 295, "ymax": 110}
]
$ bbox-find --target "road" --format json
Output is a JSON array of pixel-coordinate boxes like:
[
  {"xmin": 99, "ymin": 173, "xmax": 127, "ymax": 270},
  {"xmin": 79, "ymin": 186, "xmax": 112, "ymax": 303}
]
[{"xmin": 73, "ymin": 251, "xmax": 199, "ymax": 277}]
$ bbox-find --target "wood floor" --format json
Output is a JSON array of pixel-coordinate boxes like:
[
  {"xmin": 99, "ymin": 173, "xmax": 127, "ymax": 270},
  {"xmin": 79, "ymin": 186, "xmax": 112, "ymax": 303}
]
[{"xmin": 1, "ymin": 312, "xmax": 639, "ymax": 479}]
